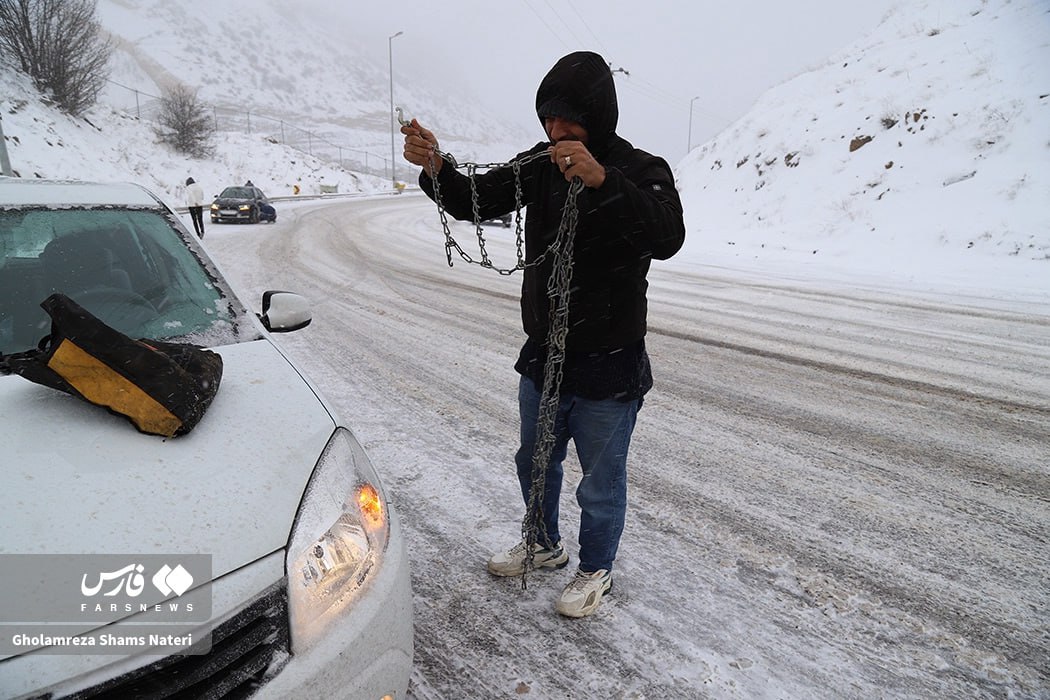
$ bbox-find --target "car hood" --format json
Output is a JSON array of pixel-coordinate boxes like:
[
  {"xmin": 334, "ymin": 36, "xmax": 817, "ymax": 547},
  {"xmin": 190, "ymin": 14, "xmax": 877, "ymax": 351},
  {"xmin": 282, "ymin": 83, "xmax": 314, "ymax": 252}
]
[
  {"xmin": 213, "ymin": 196, "xmax": 254, "ymax": 206},
  {"xmin": 0, "ymin": 339, "xmax": 334, "ymax": 578}
]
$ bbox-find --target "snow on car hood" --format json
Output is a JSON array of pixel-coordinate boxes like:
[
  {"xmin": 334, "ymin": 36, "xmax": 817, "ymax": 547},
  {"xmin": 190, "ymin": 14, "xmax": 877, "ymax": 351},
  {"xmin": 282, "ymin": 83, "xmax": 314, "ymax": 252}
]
[{"xmin": 0, "ymin": 339, "xmax": 334, "ymax": 578}]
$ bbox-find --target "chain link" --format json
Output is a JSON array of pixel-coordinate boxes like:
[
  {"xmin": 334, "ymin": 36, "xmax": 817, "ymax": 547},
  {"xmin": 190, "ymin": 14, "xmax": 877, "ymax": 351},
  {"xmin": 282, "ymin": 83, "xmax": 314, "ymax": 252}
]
[
  {"xmin": 429, "ymin": 148, "xmax": 560, "ymax": 275},
  {"xmin": 424, "ymin": 145, "xmax": 582, "ymax": 588}
]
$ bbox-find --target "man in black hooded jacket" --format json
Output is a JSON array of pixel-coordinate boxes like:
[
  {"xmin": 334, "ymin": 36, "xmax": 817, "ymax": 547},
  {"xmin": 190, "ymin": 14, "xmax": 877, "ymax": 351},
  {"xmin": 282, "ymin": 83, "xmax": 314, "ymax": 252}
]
[{"xmin": 402, "ymin": 51, "xmax": 685, "ymax": 618}]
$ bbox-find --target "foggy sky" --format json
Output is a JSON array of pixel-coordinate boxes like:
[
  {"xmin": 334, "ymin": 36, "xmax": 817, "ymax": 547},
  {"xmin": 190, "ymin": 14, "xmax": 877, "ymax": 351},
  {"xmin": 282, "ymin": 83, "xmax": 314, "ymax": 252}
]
[{"xmin": 302, "ymin": 0, "xmax": 900, "ymax": 164}]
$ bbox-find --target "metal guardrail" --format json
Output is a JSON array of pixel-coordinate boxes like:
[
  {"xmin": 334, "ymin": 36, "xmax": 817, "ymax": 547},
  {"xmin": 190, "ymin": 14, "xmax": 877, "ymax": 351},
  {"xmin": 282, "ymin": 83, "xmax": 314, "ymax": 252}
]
[{"xmin": 172, "ymin": 186, "xmax": 421, "ymax": 214}]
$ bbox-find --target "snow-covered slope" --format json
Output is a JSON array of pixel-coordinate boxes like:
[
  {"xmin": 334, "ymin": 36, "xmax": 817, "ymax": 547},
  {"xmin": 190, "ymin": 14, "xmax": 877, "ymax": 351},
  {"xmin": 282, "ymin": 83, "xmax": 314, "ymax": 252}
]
[
  {"xmin": 677, "ymin": 0, "xmax": 1050, "ymax": 281},
  {"xmin": 94, "ymin": 0, "xmax": 531, "ymax": 156},
  {"xmin": 0, "ymin": 0, "xmax": 534, "ymax": 205}
]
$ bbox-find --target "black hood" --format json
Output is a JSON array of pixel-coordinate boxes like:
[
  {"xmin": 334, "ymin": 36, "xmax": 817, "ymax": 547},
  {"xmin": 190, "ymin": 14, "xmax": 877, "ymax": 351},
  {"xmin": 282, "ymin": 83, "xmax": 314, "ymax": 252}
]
[{"xmin": 535, "ymin": 51, "xmax": 618, "ymax": 154}]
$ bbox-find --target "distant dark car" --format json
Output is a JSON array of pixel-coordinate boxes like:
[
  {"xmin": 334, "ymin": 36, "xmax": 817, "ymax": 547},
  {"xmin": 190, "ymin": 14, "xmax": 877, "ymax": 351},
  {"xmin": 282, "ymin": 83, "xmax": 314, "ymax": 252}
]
[{"xmin": 210, "ymin": 185, "xmax": 277, "ymax": 224}]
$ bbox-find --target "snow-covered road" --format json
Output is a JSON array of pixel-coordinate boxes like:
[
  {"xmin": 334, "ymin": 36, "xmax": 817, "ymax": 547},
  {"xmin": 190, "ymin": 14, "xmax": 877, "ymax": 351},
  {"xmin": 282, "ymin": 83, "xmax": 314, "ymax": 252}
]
[{"xmin": 203, "ymin": 194, "xmax": 1050, "ymax": 699}]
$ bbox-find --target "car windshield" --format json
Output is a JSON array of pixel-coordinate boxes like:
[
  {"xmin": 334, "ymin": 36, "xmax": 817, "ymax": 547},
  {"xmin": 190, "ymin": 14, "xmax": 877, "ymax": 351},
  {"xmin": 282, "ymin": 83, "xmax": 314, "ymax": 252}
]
[
  {"xmin": 219, "ymin": 187, "xmax": 254, "ymax": 199},
  {"xmin": 0, "ymin": 206, "xmax": 257, "ymax": 355}
]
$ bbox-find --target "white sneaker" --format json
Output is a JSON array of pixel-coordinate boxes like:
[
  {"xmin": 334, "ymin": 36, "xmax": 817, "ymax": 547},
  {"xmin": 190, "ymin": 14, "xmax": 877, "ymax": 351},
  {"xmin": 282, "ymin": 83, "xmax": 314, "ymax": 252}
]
[
  {"xmin": 555, "ymin": 569, "xmax": 612, "ymax": 618},
  {"xmin": 487, "ymin": 541, "xmax": 569, "ymax": 577}
]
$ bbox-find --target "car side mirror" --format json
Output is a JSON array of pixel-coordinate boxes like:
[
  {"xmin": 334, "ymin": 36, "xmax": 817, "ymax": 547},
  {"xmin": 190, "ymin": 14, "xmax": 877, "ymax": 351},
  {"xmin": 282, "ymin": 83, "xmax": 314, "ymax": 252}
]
[{"xmin": 259, "ymin": 290, "xmax": 311, "ymax": 332}]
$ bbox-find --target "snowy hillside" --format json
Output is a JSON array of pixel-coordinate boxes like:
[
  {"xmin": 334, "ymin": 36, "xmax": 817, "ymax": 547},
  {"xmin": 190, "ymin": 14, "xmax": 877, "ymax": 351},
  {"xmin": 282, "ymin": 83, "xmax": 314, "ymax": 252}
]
[
  {"xmin": 0, "ymin": 0, "xmax": 534, "ymax": 205},
  {"xmin": 0, "ymin": 63, "xmax": 386, "ymax": 201},
  {"xmin": 94, "ymin": 0, "xmax": 533, "ymax": 159},
  {"xmin": 676, "ymin": 0, "xmax": 1049, "ymax": 287}
]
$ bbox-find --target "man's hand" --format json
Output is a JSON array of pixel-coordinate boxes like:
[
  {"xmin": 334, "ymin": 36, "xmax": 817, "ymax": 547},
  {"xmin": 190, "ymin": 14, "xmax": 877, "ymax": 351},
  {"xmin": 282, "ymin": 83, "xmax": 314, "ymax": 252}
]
[
  {"xmin": 401, "ymin": 118, "xmax": 443, "ymax": 177},
  {"xmin": 549, "ymin": 142, "xmax": 606, "ymax": 188}
]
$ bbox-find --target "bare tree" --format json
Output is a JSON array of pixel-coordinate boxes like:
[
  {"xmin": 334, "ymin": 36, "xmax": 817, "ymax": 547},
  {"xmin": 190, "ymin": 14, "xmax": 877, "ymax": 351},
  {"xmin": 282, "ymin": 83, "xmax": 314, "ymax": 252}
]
[
  {"xmin": 0, "ymin": 0, "xmax": 112, "ymax": 116},
  {"xmin": 154, "ymin": 84, "xmax": 216, "ymax": 159}
]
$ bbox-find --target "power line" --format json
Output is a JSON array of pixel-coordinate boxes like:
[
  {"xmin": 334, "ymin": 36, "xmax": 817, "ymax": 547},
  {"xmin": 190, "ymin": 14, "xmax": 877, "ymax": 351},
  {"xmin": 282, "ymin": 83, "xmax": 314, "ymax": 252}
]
[
  {"xmin": 521, "ymin": 0, "xmax": 572, "ymax": 50},
  {"xmin": 564, "ymin": 0, "xmax": 609, "ymax": 55},
  {"xmin": 540, "ymin": 0, "xmax": 591, "ymax": 48}
]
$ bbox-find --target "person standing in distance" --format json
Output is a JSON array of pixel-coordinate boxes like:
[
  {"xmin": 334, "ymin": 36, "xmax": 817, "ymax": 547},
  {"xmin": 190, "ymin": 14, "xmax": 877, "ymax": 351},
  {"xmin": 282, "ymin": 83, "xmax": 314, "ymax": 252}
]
[
  {"xmin": 184, "ymin": 177, "xmax": 205, "ymax": 238},
  {"xmin": 401, "ymin": 51, "xmax": 685, "ymax": 618}
]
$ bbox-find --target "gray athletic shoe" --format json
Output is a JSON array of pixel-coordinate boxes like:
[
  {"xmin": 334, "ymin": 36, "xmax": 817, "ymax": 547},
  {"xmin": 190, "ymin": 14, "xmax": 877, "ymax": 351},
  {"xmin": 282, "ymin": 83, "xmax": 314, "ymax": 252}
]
[
  {"xmin": 487, "ymin": 541, "xmax": 569, "ymax": 577},
  {"xmin": 555, "ymin": 568, "xmax": 612, "ymax": 618}
]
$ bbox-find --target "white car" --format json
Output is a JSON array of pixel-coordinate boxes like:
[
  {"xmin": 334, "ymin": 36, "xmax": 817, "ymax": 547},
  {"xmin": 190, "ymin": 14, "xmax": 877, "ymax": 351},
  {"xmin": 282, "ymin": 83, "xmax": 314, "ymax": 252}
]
[{"xmin": 0, "ymin": 179, "xmax": 413, "ymax": 699}]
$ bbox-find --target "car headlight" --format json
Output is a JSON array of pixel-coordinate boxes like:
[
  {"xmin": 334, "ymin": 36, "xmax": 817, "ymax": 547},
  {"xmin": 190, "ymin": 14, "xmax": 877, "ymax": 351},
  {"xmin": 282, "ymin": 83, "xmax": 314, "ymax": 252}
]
[
  {"xmin": 210, "ymin": 203, "xmax": 219, "ymax": 211},
  {"xmin": 286, "ymin": 428, "xmax": 390, "ymax": 652},
  {"xmin": 238, "ymin": 204, "xmax": 251, "ymax": 212}
]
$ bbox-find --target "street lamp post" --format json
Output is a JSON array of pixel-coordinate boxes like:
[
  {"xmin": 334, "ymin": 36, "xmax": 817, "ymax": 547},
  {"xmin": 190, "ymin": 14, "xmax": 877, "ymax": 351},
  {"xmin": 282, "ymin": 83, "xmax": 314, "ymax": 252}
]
[
  {"xmin": 388, "ymin": 30, "xmax": 403, "ymax": 189},
  {"xmin": 687, "ymin": 96, "xmax": 700, "ymax": 153}
]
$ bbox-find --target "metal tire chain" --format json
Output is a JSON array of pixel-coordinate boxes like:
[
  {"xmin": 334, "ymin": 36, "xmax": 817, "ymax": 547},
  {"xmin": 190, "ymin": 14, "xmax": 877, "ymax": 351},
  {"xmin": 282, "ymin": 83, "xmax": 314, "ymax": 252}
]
[
  {"xmin": 425, "ymin": 147, "xmax": 583, "ymax": 588},
  {"xmin": 519, "ymin": 176, "xmax": 583, "ymax": 589},
  {"xmin": 429, "ymin": 148, "xmax": 560, "ymax": 275}
]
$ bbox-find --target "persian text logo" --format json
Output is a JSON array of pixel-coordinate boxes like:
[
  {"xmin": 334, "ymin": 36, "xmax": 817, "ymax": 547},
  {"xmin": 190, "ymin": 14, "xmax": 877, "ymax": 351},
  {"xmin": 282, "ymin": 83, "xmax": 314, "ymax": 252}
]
[
  {"xmin": 80, "ymin": 563, "xmax": 194, "ymax": 598},
  {"xmin": 81, "ymin": 564, "xmax": 146, "ymax": 597}
]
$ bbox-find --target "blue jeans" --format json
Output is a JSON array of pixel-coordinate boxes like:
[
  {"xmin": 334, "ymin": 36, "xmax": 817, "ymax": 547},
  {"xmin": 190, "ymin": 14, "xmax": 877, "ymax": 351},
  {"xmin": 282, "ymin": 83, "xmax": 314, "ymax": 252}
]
[{"xmin": 515, "ymin": 376, "xmax": 640, "ymax": 573}]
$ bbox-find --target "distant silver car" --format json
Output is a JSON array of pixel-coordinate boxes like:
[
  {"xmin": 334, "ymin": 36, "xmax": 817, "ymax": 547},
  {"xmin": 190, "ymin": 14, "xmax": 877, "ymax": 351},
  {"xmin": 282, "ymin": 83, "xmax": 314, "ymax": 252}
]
[{"xmin": 0, "ymin": 178, "xmax": 413, "ymax": 698}]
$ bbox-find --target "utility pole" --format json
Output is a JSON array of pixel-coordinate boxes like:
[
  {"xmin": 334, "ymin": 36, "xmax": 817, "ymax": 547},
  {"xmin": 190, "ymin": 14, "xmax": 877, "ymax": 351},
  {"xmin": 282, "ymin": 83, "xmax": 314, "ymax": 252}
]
[
  {"xmin": 0, "ymin": 113, "xmax": 13, "ymax": 176},
  {"xmin": 688, "ymin": 96, "xmax": 700, "ymax": 152},
  {"xmin": 388, "ymin": 30, "xmax": 404, "ymax": 189}
]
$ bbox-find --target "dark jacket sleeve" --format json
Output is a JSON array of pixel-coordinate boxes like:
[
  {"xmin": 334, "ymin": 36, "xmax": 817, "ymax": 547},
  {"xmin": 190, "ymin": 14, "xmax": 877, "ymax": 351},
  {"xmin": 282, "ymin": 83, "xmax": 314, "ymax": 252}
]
[
  {"xmin": 582, "ymin": 153, "xmax": 685, "ymax": 261},
  {"xmin": 418, "ymin": 144, "xmax": 548, "ymax": 222}
]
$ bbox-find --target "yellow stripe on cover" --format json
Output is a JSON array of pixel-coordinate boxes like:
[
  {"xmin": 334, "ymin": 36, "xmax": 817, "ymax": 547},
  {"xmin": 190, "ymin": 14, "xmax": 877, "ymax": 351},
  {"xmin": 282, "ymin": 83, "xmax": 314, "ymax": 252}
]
[{"xmin": 47, "ymin": 339, "xmax": 183, "ymax": 437}]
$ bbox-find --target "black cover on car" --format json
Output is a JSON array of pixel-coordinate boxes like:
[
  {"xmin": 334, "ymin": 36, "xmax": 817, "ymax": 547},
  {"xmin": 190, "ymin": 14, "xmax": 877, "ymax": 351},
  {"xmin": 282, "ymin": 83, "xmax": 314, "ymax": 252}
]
[{"xmin": 0, "ymin": 294, "xmax": 223, "ymax": 437}]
